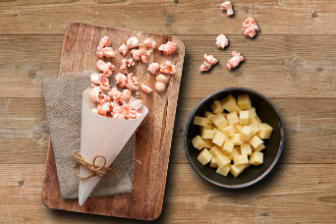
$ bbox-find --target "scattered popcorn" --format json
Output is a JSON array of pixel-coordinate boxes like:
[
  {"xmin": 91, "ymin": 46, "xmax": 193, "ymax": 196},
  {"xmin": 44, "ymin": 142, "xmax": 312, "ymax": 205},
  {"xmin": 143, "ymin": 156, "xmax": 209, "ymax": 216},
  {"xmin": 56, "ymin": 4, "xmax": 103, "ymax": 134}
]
[
  {"xmin": 89, "ymin": 86, "xmax": 104, "ymax": 103},
  {"xmin": 120, "ymin": 58, "xmax": 135, "ymax": 74},
  {"xmin": 220, "ymin": 1, "xmax": 234, "ymax": 16},
  {"xmin": 115, "ymin": 73, "xmax": 127, "ymax": 88},
  {"xmin": 226, "ymin": 51, "xmax": 244, "ymax": 70},
  {"xmin": 119, "ymin": 89, "xmax": 132, "ymax": 102},
  {"xmin": 129, "ymin": 99, "xmax": 143, "ymax": 110},
  {"xmin": 108, "ymin": 87, "xmax": 121, "ymax": 100},
  {"xmin": 131, "ymin": 48, "xmax": 152, "ymax": 63},
  {"xmin": 216, "ymin": 34, "xmax": 229, "ymax": 49},
  {"xmin": 159, "ymin": 41, "xmax": 177, "ymax": 55},
  {"xmin": 127, "ymin": 36, "xmax": 140, "ymax": 49},
  {"xmin": 242, "ymin": 17, "xmax": 259, "ymax": 38},
  {"xmin": 199, "ymin": 55, "xmax": 217, "ymax": 72},
  {"xmin": 144, "ymin": 38, "xmax": 157, "ymax": 49},
  {"xmin": 125, "ymin": 73, "xmax": 139, "ymax": 91},
  {"xmin": 160, "ymin": 61, "xmax": 177, "ymax": 75},
  {"xmin": 100, "ymin": 75, "xmax": 110, "ymax": 91},
  {"xmin": 199, "ymin": 61, "xmax": 212, "ymax": 72},
  {"xmin": 119, "ymin": 44, "xmax": 129, "ymax": 56},
  {"xmin": 96, "ymin": 47, "xmax": 116, "ymax": 58},
  {"xmin": 96, "ymin": 60, "xmax": 115, "ymax": 77},
  {"xmin": 97, "ymin": 36, "xmax": 109, "ymax": 50},
  {"xmin": 148, "ymin": 63, "xmax": 159, "ymax": 74},
  {"xmin": 141, "ymin": 84, "xmax": 153, "ymax": 94},
  {"xmin": 97, "ymin": 102, "xmax": 111, "ymax": 116},
  {"xmin": 90, "ymin": 72, "xmax": 103, "ymax": 85}
]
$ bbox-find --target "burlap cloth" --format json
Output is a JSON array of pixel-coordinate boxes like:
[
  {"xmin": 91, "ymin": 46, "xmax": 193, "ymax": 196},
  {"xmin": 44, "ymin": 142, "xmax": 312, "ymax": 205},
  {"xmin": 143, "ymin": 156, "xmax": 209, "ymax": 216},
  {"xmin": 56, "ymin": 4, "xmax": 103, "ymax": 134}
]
[{"xmin": 41, "ymin": 71, "xmax": 135, "ymax": 199}]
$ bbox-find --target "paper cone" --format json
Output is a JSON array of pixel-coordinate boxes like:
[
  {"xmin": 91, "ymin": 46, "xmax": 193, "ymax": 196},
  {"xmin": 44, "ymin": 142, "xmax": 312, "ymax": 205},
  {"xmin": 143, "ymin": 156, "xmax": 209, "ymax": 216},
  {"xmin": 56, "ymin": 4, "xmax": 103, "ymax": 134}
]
[{"xmin": 78, "ymin": 88, "xmax": 148, "ymax": 206}]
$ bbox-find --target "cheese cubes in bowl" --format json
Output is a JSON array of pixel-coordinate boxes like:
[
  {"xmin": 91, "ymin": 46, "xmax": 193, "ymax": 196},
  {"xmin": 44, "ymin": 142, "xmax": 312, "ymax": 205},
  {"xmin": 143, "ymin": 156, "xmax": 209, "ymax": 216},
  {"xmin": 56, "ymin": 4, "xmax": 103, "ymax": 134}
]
[{"xmin": 192, "ymin": 94, "xmax": 273, "ymax": 178}]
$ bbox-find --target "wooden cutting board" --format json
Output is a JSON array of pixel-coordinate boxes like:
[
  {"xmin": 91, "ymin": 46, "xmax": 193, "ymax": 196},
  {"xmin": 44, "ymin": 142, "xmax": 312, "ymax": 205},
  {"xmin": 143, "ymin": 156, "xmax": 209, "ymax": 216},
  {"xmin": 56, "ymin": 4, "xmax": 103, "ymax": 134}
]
[{"xmin": 41, "ymin": 23, "xmax": 185, "ymax": 220}]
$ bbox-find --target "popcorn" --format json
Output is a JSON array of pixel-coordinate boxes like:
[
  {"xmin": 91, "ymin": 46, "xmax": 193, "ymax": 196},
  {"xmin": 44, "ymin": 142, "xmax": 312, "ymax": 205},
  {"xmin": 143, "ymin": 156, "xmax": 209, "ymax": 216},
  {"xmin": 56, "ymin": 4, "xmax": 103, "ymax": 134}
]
[
  {"xmin": 242, "ymin": 17, "xmax": 259, "ymax": 38},
  {"xmin": 158, "ymin": 41, "xmax": 177, "ymax": 55},
  {"xmin": 160, "ymin": 61, "xmax": 177, "ymax": 75},
  {"xmin": 144, "ymin": 38, "xmax": 157, "ymax": 49},
  {"xmin": 216, "ymin": 34, "xmax": 228, "ymax": 49},
  {"xmin": 226, "ymin": 51, "xmax": 244, "ymax": 70},
  {"xmin": 220, "ymin": 1, "xmax": 234, "ymax": 16}
]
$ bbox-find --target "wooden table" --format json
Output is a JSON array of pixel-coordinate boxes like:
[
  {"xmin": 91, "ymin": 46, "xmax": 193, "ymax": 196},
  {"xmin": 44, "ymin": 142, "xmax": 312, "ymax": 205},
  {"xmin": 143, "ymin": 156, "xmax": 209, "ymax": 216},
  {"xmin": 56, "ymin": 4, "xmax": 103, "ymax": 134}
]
[{"xmin": 0, "ymin": 0, "xmax": 335, "ymax": 223}]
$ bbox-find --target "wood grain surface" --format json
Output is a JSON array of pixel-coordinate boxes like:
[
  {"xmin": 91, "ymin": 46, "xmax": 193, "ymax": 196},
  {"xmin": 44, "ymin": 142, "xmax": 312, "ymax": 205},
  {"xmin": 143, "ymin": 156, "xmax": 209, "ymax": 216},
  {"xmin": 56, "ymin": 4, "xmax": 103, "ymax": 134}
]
[{"xmin": 0, "ymin": 0, "xmax": 336, "ymax": 223}]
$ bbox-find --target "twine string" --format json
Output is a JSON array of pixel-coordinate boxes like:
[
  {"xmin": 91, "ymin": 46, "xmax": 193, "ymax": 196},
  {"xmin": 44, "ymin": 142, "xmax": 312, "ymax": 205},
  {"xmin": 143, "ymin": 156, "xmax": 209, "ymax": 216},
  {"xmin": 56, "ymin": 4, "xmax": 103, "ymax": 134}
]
[{"xmin": 72, "ymin": 151, "xmax": 141, "ymax": 180}]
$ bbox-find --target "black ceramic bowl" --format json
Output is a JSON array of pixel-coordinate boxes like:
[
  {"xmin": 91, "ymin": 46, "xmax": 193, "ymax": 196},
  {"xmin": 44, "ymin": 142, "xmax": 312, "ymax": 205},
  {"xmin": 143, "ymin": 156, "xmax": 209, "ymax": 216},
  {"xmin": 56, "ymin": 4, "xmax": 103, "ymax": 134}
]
[{"xmin": 184, "ymin": 87, "xmax": 284, "ymax": 188}]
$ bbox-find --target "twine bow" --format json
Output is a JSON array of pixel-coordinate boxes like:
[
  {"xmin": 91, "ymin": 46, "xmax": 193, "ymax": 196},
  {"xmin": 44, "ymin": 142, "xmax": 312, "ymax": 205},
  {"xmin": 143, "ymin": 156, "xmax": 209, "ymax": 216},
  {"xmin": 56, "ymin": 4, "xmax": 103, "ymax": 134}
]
[{"xmin": 72, "ymin": 151, "xmax": 141, "ymax": 180}]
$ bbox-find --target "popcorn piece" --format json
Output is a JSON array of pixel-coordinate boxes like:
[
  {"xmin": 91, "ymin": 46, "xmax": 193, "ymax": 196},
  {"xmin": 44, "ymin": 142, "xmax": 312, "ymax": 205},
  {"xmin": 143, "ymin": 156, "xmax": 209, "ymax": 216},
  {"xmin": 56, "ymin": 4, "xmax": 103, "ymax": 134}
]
[
  {"xmin": 204, "ymin": 54, "xmax": 218, "ymax": 65},
  {"xmin": 89, "ymin": 86, "xmax": 104, "ymax": 103},
  {"xmin": 141, "ymin": 84, "xmax": 152, "ymax": 94},
  {"xmin": 100, "ymin": 75, "xmax": 110, "ymax": 91},
  {"xmin": 96, "ymin": 47, "xmax": 116, "ymax": 58},
  {"xmin": 129, "ymin": 99, "xmax": 143, "ymax": 110},
  {"xmin": 97, "ymin": 36, "xmax": 109, "ymax": 50},
  {"xmin": 108, "ymin": 87, "xmax": 121, "ymax": 100},
  {"xmin": 119, "ymin": 44, "xmax": 129, "ymax": 56},
  {"xmin": 216, "ymin": 34, "xmax": 229, "ymax": 49},
  {"xmin": 242, "ymin": 17, "xmax": 259, "ymax": 38},
  {"xmin": 226, "ymin": 51, "xmax": 244, "ymax": 71},
  {"xmin": 97, "ymin": 60, "xmax": 115, "ymax": 77},
  {"xmin": 119, "ymin": 89, "xmax": 131, "ymax": 102},
  {"xmin": 127, "ymin": 36, "xmax": 139, "ymax": 48},
  {"xmin": 90, "ymin": 72, "xmax": 103, "ymax": 85},
  {"xmin": 220, "ymin": 1, "xmax": 234, "ymax": 16},
  {"xmin": 120, "ymin": 58, "xmax": 135, "ymax": 74},
  {"xmin": 124, "ymin": 73, "xmax": 139, "ymax": 91},
  {"xmin": 160, "ymin": 61, "xmax": 177, "ymax": 75},
  {"xmin": 115, "ymin": 73, "xmax": 127, "ymax": 88},
  {"xmin": 148, "ymin": 63, "xmax": 159, "ymax": 75},
  {"xmin": 131, "ymin": 48, "xmax": 152, "ymax": 63},
  {"xmin": 158, "ymin": 41, "xmax": 177, "ymax": 55},
  {"xmin": 199, "ymin": 61, "xmax": 212, "ymax": 72},
  {"xmin": 144, "ymin": 37, "xmax": 157, "ymax": 49},
  {"xmin": 97, "ymin": 102, "xmax": 111, "ymax": 116}
]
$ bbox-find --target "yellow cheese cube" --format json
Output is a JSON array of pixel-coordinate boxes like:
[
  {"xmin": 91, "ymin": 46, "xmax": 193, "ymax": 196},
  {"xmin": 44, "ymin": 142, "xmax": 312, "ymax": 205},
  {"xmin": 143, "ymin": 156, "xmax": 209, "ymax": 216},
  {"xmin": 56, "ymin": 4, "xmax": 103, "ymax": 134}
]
[
  {"xmin": 209, "ymin": 145, "xmax": 222, "ymax": 158},
  {"xmin": 226, "ymin": 111, "xmax": 240, "ymax": 125},
  {"xmin": 250, "ymin": 151, "xmax": 264, "ymax": 166},
  {"xmin": 249, "ymin": 136, "xmax": 264, "ymax": 149},
  {"xmin": 241, "ymin": 143, "xmax": 252, "ymax": 155},
  {"xmin": 237, "ymin": 94, "xmax": 252, "ymax": 110},
  {"xmin": 210, "ymin": 157, "xmax": 219, "ymax": 168},
  {"xmin": 222, "ymin": 141, "xmax": 234, "ymax": 154},
  {"xmin": 241, "ymin": 125, "xmax": 253, "ymax": 142},
  {"xmin": 253, "ymin": 144, "xmax": 265, "ymax": 152},
  {"xmin": 200, "ymin": 124, "xmax": 213, "ymax": 133},
  {"xmin": 233, "ymin": 154, "xmax": 249, "ymax": 165},
  {"xmin": 230, "ymin": 164, "xmax": 245, "ymax": 177},
  {"xmin": 213, "ymin": 128, "xmax": 219, "ymax": 136},
  {"xmin": 226, "ymin": 146, "xmax": 240, "ymax": 160},
  {"xmin": 221, "ymin": 125, "xmax": 236, "ymax": 137},
  {"xmin": 215, "ymin": 153, "xmax": 231, "ymax": 169},
  {"xmin": 239, "ymin": 111, "xmax": 250, "ymax": 125},
  {"xmin": 210, "ymin": 113, "xmax": 228, "ymax": 129},
  {"xmin": 247, "ymin": 107, "xmax": 257, "ymax": 118},
  {"xmin": 229, "ymin": 104, "xmax": 242, "ymax": 114},
  {"xmin": 216, "ymin": 164, "xmax": 232, "ymax": 176},
  {"xmin": 221, "ymin": 94, "xmax": 237, "ymax": 111},
  {"xmin": 191, "ymin": 135, "xmax": 207, "ymax": 150},
  {"xmin": 235, "ymin": 124, "xmax": 243, "ymax": 133},
  {"xmin": 203, "ymin": 139, "xmax": 214, "ymax": 149},
  {"xmin": 197, "ymin": 148, "xmax": 213, "ymax": 165},
  {"xmin": 258, "ymin": 123, "xmax": 273, "ymax": 139},
  {"xmin": 204, "ymin": 111, "xmax": 215, "ymax": 119},
  {"xmin": 248, "ymin": 123, "xmax": 260, "ymax": 136},
  {"xmin": 193, "ymin": 116, "xmax": 210, "ymax": 126},
  {"xmin": 250, "ymin": 116, "xmax": 262, "ymax": 126},
  {"xmin": 231, "ymin": 133, "xmax": 244, "ymax": 145},
  {"xmin": 201, "ymin": 129, "xmax": 214, "ymax": 139},
  {"xmin": 211, "ymin": 100, "xmax": 225, "ymax": 114},
  {"xmin": 212, "ymin": 131, "xmax": 226, "ymax": 147}
]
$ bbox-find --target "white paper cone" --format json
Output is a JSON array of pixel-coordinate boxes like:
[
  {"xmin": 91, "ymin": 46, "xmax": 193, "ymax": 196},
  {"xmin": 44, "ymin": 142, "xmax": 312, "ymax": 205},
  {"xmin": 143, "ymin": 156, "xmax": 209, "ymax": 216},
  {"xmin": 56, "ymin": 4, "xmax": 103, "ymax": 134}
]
[{"xmin": 78, "ymin": 88, "xmax": 148, "ymax": 206}]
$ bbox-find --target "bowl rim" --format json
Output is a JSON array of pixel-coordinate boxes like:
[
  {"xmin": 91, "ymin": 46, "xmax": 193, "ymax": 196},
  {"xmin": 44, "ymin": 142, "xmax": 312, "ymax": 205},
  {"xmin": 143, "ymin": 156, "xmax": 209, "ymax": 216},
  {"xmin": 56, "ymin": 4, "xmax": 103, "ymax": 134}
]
[{"xmin": 183, "ymin": 87, "xmax": 284, "ymax": 189}]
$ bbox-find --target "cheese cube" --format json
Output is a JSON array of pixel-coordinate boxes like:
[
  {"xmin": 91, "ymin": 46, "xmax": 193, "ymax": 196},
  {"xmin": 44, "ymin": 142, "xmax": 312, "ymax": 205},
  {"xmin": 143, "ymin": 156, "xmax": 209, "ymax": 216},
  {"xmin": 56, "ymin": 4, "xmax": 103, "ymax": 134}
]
[
  {"xmin": 191, "ymin": 135, "xmax": 207, "ymax": 150},
  {"xmin": 201, "ymin": 129, "xmax": 214, "ymax": 139},
  {"xmin": 248, "ymin": 123, "xmax": 260, "ymax": 136},
  {"xmin": 241, "ymin": 125, "xmax": 253, "ymax": 142},
  {"xmin": 204, "ymin": 111, "xmax": 215, "ymax": 119},
  {"xmin": 226, "ymin": 146, "xmax": 240, "ymax": 160},
  {"xmin": 239, "ymin": 111, "xmax": 250, "ymax": 125},
  {"xmin": 197, "ymin": 148, "xmax": 212, "ymax": 165},
  {"xmin": 231, "ymin": 133, "xmax": 244, "ymax": 145},
  {"xmin": 250, "ymin": 116, "xmax": 262, "ymax": 126},
  {"xmin": 211, "ymin": 100, "xmax": 224, "ymax": 114},
  {"xmin": 235, "ymin": 124, "xmax": 243, "ymax": 133},
  {"xmin": 221, "ymin": 94, "xmax": 237, "ymax": 111},
  {"xmin": 229, "ymin": 104, "xmax": 242, "ymax": 114},
  {"xmin": 215, "ymin": 153, "xmax": 231, "ymax": 169},
  {"xmin": 213, "ymin": 128, "xmax": 219, "ymax": 136},
  {"xmin": 212, "ymin": 131, "xmax": 226, "ymax": 147},
  {"xmin": 237, "ymin": 94, "xmax": 252, "ymax": 110},
  {"xmin": 193, "ymin": 116, "xmax": 210, "ymax": 126},
  {"xmin": 241, "ymin": 143, "xmax": 252, "ymax": 155},
  {"xmin": 233, "ymin": 154, "xmax": 249, "ymax": 165},
  {"xmin": 221, "ymin": 125, "xmax": 236, "ymax": 137},
  {"xmin": 253, "ymin": 144, "xmax": 265, "ymax": 152},
  {"xmin": 210, "ymin": 157, "xmax": 219, "ymax": 168},
  {"xmin": 249, "ymin": 136, "xmax": 264, "ymax": 149},
  {"xmin": 227, "ymin": 111, "xmax": 240, "ymax": 125},
  {"xmin": 216, "ymin": 164, "xmax": 232, "ymax": 176},
  {"xmin": 203, "ymin": 139, "xmax": 214, "ymax": 149},
  {"xmin": 250, "ymin": 151, "xmax": 264, "ymax": 166},
  {"xmin": 258, "ymin": 123, "xmax": 273, "ymax": 139},
  {"xmin": 210, "ymin": 113, "xmax": 228, "ymax": 129},
  {"xmin": 222, "ymin": 141, "xmax": 234, "ymax": 154},
  {"xmin": 247, "ymin": 107, "xmax": 257, "ymax": 118},
  {"xmin": 200, "ymin": 124, "xmax": 213, "ymax": 133},
  {"xmin": 209, "ymin": 145, "xmax": 222, "ymax": 158},
  {"xmin": 230, "ymin": 164, "xmax": 245, "ymax": 177}
]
